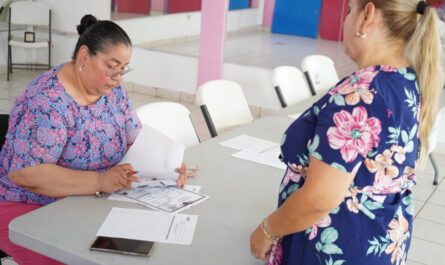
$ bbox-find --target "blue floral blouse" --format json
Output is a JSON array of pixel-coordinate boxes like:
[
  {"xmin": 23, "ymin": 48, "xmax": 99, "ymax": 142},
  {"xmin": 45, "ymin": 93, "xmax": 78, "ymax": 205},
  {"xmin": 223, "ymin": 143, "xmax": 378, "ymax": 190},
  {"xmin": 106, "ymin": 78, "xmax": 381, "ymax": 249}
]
[
  {"xmin": 276, "ymin": 65, "xmax": 419, "ymax": 265},
  {"xmin": 0, "ymin": 64, "xmax": 141, "ymax": 205}
]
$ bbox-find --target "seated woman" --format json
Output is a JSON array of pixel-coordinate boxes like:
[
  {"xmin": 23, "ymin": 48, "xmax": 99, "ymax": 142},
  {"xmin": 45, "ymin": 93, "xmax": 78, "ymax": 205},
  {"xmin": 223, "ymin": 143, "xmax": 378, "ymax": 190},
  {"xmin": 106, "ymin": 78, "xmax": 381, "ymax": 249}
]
[
  {"xmin": 0, "ymin": 14, "xmax": 186, "ymax": 264},
  {"xmin": 250, "ymin": 1, "xmax": 444, "ymax": 265}
]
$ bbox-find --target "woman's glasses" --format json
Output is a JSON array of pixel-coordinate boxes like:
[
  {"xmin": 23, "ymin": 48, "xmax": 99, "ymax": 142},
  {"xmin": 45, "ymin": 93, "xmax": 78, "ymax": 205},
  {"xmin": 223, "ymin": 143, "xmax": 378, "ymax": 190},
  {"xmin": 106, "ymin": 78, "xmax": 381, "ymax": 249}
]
[{"xmin": 97, "ymin": 57, "xmax": 132, "ymax": 78}]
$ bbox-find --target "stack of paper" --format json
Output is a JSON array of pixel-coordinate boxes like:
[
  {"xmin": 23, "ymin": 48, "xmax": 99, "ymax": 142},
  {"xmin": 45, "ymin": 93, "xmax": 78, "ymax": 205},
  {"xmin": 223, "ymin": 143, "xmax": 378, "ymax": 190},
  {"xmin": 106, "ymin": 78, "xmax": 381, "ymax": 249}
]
[
  {"xmin": 109, "ymin": 180, "xmax": 208, "ymax": 214},
  {"xmin": 119, "ymin": 124, "xmax": 185, "ymax": 187},
  {"xmin": 97, "ymin": 207, "xmax": 198, "ymax": 245},
  {"xmin": 219, "ymin": 135, "xmax": 285, "ymax": 170}
]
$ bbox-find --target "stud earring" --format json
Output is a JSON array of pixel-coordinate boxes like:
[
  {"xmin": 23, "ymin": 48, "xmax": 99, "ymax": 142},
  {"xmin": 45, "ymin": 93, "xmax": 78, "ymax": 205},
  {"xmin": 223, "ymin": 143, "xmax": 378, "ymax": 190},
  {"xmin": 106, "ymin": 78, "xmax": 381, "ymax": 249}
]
[
  {"xmin": 356, "ymin": 31, "xmax": 367, "ymax": 38},
  {"xmin": 79, "ymin": 64, "xmax": 83, "ymax": 72}
]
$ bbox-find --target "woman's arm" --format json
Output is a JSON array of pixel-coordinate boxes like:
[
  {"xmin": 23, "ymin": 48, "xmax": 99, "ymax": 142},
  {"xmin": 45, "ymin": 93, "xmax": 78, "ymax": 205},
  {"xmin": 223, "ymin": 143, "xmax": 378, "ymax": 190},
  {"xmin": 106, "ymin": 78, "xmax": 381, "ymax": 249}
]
[
  {"xmin": 268, "ymin": 157, "xmax": 355, "ymax": 235},
  {"xmin": 9, "ymin": 163, "xmax": 140, "ymax": 197},
  {"xmin": 250, "ymin": 156, "xmax": 356, "ymax": 260}
]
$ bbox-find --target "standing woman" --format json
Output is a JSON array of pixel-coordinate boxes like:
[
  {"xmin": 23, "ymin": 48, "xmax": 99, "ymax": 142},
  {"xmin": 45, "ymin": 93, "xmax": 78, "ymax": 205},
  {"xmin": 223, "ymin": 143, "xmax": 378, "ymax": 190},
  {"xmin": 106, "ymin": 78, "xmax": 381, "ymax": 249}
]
[
  {"xmin": 251, "ymin": 1, "xmax": 443, "ymax": 265},
  {"xmin": 0, "ymin": 15, "xmax": 186, "ymax": 264}
]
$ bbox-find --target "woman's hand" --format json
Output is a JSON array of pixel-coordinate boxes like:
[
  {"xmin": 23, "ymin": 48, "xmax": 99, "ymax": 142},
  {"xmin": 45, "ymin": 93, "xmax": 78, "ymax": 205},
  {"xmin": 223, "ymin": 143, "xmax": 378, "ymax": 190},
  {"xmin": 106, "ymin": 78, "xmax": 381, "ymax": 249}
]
[
  {"xmin": 99, "ymin": 163, "xmax": 140, "ymax": 193},
  {"xmin": 175, "ymin": 163, "xmax": 187, "ymax": 188},
  {"xmin": 250, "ymin": 224, "xmax": 274, "ymax": 261}
]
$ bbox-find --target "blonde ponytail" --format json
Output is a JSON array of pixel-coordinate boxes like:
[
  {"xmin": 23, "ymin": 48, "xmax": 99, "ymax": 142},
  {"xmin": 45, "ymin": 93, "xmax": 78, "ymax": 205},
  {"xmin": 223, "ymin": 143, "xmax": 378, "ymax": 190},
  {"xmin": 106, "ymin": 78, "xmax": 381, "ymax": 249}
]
[
  {"xmin": 359, "ymin": 0, "xmax": 445, "ymax": 166},
  {"xmin": 406, "ymin": 4, "xmax": 444, "ymax": 165}
]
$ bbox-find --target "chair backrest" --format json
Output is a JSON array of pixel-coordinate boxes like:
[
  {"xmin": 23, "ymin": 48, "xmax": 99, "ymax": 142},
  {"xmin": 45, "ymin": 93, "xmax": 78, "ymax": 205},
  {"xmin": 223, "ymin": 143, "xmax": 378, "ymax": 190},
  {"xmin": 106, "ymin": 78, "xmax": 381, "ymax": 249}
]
[
  {"xmin": 0, "ymin": 114, "xmax": 9, "ymax": 149},
  {"xmin": 136, "ymin": 102, "xmax": 199, "ymax": 148},
  {"xmin": 273, "ymin": 66, "xmax": 312, "ymax": 108},
  {"xmin": 301, "ymin": 55, "xmax": 339, "ymax": 94},
  {"xmin": 429, "ymin": 106, "xmax": 445, "ymax": 154},
  {"xmin": 9, "ymin": 1, "xmax": 50, "ymax": 26},
  {"xmin": 197, "ymin": 79, "xmax": 253, "ymax": 137}
]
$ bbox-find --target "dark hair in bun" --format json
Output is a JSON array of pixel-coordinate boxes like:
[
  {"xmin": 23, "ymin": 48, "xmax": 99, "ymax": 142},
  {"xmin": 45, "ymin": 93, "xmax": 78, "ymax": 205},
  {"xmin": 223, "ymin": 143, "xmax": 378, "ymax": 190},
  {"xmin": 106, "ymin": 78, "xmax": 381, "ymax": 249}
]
[
  {"xmin": 76, "ymin": 14, "xmax": 98, "ymax": 36},
  {"xmin": 72, "ymin": 14, "xmax": 132, "ymax": 60}
]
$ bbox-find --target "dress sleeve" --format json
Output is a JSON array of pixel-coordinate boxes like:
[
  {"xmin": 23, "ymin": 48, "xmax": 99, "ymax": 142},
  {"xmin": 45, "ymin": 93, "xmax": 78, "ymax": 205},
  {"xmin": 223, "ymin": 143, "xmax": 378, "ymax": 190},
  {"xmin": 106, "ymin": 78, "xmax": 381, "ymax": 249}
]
[
  {"xmin": 309, "ymin": 71, "xmax": 390, "ymax": 173},
  {"xmin": 122, "ymin": 89, "xmax": 142, "ymax": 145},
  {"xmin": 8, "ymin": 94, "xmax": 68, "ymax": 171}
]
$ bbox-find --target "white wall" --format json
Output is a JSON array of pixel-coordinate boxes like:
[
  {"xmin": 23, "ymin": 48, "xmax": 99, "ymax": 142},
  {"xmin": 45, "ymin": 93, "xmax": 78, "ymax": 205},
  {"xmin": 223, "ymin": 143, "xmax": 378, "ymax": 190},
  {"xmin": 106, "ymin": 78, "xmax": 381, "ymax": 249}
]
[
  {"xmin": 126, "ymin": 47, "xmax": 199, "ymax": 94},
  {"xmin": 0, "ymin": 2, "xmax": 281, "ymax": 109},
  {"xmin": 116, "ymin": 8, "xmax": 259, "ymax": 45},
  {"xmin": 124, "ymin": 47, "xmax": 280, "ymax": 109},
  {"xmin": 37, "ymin": 0, "xmax": 110, "ymax": 33}
]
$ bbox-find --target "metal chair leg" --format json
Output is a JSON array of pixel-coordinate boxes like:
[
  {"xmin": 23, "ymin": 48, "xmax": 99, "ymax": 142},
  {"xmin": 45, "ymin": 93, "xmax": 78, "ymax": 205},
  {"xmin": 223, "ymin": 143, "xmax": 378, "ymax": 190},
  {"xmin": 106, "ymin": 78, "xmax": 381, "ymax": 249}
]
[
  {"xmin": 429, "ymin": 153, "xmax": 439, "ymax": 185},
  {"xmin": 7, "ymin": 45, "xmax": 10, "ymax": 81}
]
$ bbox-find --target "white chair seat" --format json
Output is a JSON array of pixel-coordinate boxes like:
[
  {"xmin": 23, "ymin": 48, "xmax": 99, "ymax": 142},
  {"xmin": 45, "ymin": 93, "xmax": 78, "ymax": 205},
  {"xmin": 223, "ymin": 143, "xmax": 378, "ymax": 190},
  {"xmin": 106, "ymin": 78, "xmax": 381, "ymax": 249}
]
[
  {"xmin": 136, "ymin": 102, "xmax": 199, "ymax": 148},
  {"xmin": 301, "ymin": 55, "xmax": 339, "ymax": 94},
  {"xmin": 197, "ymin": 79, "xmax": 253, "ymax": 137},
  {"xmin": 9, "ymin": 39, "xmax": 48, "ymax": 48},
  {"xmin": 273, "ymin": 66, "xmax": 312, "ymax": 108}
]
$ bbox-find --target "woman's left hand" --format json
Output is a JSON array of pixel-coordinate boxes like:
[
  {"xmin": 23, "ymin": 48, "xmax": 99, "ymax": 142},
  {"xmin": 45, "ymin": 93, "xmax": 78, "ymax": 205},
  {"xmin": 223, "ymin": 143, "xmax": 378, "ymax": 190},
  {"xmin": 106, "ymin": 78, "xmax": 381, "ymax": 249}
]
[
  {"xmin": 175, "ymin": 163, "xmax": 187, "ymax": 187},
  {"xmin": 250, "ymin": 224, "xmax": 274, "ymax": 260}
]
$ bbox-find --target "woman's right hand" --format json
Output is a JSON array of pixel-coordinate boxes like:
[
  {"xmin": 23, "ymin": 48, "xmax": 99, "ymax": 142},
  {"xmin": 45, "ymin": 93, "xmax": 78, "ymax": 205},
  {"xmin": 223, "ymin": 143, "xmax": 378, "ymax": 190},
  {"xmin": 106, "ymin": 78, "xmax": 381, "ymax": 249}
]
[{"xmin": 98, "ymin": 163, "xmax": 140, "ymax": 193}]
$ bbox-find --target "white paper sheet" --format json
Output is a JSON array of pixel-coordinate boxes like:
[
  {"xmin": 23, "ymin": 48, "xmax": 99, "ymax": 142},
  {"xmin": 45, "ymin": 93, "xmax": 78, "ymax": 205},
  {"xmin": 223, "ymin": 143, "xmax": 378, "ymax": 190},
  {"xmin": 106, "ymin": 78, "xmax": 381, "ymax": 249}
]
[
  {"xmin": 97, "ymin": 207, "xmax": 198, "ymax": 245},
  {"xmin": 119, "ymin": 124, "xmax": 185, "ymax": 183},
  {"xmin": 231, "ymin": 145, "xmax": 286, "ymax": 170},
  {"xmin": 109, "ymin": 182, "xmax": 208, "ymax": 214},
  {"xmin": 219, "ymin": 134, "xmax": 279, "ymax": 153},
  {"xmin": 108, "ymin": 181, "xmax": 202, "ymax": 206},
  {"xmin": 287, "ymin": 112, "xmax": 302, "ymax": 119}
]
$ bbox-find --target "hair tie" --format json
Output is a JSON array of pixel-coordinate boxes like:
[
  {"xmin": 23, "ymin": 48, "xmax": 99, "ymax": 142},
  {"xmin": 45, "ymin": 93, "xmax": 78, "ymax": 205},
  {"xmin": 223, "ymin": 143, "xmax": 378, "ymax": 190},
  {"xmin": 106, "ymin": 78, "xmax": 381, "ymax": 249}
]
[{"xmin": 416, "ymin": 1, "xmax": 431, "ymax": 15}]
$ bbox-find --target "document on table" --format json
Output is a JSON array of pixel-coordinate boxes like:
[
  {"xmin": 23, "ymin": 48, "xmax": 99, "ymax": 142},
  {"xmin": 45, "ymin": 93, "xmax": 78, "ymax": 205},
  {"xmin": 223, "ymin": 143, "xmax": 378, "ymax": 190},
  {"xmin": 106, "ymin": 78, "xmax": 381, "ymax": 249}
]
[
  {"xmin": 220, "ymin": 134, "xmax": 285, "ymax": 170},
  {"xmin": 219, "ymin": 134, "xmax": 278, "ymax": 153},
  {"xmin": 97, "ymin": 207, "xmax": 198, "ymax": 245},
  {"xmin": 232, "ymin": 145, "xmax": 286, "ymax": 170},
  {"xmin": 119, "ymin": 124, "xmax": 185, "ymax": 186},
  {"xmin": 112, "ymin": 181, "xmax": 209, "ymax": 214},
  {"xmin": 287, "ymin": 112, "xmax": 302, "ymax": 119}
]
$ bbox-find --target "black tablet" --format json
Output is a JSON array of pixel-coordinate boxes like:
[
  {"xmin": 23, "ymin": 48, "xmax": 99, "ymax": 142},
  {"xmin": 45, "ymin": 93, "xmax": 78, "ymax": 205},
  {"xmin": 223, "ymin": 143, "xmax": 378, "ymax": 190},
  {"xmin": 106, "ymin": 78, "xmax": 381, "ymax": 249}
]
[{"xmin": 90, "ymin": 236, "xmax": 154, "ymax": 257}]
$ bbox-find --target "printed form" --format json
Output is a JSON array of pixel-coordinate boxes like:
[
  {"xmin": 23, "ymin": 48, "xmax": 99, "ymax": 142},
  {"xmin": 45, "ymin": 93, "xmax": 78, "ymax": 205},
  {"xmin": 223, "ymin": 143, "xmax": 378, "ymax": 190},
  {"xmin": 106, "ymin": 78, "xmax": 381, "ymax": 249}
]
[
  {"xmin": 220, "ymin": 135, "xmax": 285, "ymax": 170},
  {"xmin": 119, "ymin": 124, "xmax": 185, "ymax": 186},
  {"xmin": 97, "ymin": 207, "xmax": 198, "ymax": 245}
]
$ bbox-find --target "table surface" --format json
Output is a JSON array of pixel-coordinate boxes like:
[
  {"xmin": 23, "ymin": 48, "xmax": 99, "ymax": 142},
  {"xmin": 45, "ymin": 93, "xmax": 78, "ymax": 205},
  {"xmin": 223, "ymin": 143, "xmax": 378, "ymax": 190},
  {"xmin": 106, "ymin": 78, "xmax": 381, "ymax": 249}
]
[
  {"xmin": 9, "ymin": 116, "xmax": 295, "ymax": 265},
  {"xmin": 9, "ymin": 88, "xmax": 444, "ymax": 264}
]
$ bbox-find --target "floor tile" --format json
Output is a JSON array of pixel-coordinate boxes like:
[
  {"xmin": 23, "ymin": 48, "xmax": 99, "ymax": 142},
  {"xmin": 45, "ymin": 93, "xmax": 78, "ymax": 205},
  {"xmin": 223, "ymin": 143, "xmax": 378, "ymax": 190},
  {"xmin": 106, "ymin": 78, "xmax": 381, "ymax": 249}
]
[
  {"xmin": 413, "ymin": 199, "xmax": 425, "ymax": 218},
  {"xmin": 428, "ymin": 189, "xmax": 445, "ymax": 207},
  {"xmin": 416, "ymin": 203, "xmax": 445, "ymax": 224},
  {"xmin": 438, "ymin": 179, "xmax": 445, "ymax": 191},
  {"xmin": 0, "ymin": 99, "xmax": 14, "ymax": 113},
  {"xmin": 411, "ymin": 184, "xmax": 436, "ymax": 202},
  {"xmin": 407, "ymin": 238, "xmax": 445, "ymax": 265},
  {"xmin": 406, "ymin": 260, "xmax": 427, "ymax": 265},
  {"xmin": 140, "ymin": 28, "xmax": 357, "ymax": 78},
  {"xmin": 412, "ymin": 218, "xmax": 445, "ymax": 245}
]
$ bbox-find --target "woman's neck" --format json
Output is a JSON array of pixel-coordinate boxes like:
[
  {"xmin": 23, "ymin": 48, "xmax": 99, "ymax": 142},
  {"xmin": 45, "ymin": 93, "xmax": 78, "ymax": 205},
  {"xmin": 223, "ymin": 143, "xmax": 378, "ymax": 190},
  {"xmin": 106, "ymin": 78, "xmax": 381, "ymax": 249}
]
[
  {"xmin": 357, "ymin": 39, "xmax": 410, "ymax": 70},
  {"xmin": 60, "ymin": 62, "xmax": 101, "ymax": 106}
]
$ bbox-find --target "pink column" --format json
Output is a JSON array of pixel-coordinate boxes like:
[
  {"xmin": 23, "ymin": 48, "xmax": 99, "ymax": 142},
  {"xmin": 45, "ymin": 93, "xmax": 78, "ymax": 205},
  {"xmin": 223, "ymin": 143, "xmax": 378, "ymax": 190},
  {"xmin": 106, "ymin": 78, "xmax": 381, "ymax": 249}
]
[
  {"xmin": 262, "ymin": 0, "xmax": 276, "ymax": 27},
  {"xmin": 250, "ymin": 0, "xmax": 259, "ymax": 8},
  {"xmin": 152, "ymin": 0, "xmax": 167, "ymax": 12},
  {"xmin": 197, "ymin": 0, "xmax": 229, "ymax": 87}
]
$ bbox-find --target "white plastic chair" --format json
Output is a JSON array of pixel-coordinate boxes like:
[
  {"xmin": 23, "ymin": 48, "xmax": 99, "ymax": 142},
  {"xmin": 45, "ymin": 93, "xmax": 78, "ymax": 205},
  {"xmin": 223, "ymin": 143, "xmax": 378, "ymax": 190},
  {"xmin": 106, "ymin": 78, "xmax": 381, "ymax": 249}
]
[
  {"xmin": 301, "ymin": 55, "xmax": 339, "ymax": 95},
  {"xmin": 273, "ymin": 66, "xmax": 312, "ymax": 108},
  {"xmin": 7, "ymin": 1, "xmax": 51, "ymax": 81},
  {"xmin": 197, "ymin": 79, "xmax": 253, "ymax": 137},
  {"xmin": 429, "ymin": 107, "xmax": 445, "ymax": 185},
  {"xmin": 136, "ymin": 102, "xmax": 200, "ymax": 148}
]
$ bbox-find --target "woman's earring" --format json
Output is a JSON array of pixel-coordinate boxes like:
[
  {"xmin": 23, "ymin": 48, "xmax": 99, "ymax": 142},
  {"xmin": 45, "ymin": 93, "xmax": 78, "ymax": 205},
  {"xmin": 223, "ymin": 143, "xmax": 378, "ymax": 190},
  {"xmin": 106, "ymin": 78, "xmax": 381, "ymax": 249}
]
[
  {"xmin": 79, "ymin": 64, "xmax": 83, "ymax": 72},
  {"xmin": 356, "ymin": 31, "xmax": 367, "ymax": 38}
]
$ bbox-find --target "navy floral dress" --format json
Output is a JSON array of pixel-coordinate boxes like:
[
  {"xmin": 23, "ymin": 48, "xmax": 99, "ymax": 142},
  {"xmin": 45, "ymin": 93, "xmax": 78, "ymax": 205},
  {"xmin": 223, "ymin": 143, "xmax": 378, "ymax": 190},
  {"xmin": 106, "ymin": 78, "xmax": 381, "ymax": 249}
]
[{"xmin": 274, "ymin": 65, "xmax": 419, "ymax": 265}]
